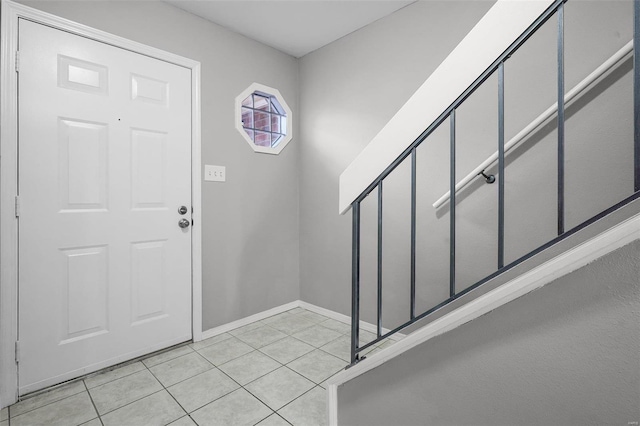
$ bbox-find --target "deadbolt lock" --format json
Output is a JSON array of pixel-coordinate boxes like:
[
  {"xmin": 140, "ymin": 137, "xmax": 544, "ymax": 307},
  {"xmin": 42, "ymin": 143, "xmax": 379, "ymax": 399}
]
[{"xmin": 178, "ymin": 206, "xmax": 188, "ymax": 215}]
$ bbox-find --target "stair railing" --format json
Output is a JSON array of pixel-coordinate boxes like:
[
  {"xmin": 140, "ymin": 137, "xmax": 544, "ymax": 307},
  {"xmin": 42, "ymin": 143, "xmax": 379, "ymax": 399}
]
[{"xmin": 349, "ymin": 0, "xmax": 640, "ymax": 367}]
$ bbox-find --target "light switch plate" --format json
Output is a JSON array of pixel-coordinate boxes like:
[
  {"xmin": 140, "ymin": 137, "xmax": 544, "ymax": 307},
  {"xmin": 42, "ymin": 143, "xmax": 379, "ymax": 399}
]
[{"xmin": 204, "ymin": 165, "xmax": 226, "ymax": 182}]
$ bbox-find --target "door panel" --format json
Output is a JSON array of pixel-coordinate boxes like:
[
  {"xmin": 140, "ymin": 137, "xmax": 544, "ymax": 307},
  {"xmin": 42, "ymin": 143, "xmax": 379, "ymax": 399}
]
[
  {"xmin": 131, "ymin": 129, "xmax": 167, "ymax": 209},
  {"xmin": 59, "ymin": 118, "xmax": 109, "ymax": 211},
  {"xmin": 60, "ymin": 245, "xmax": 109, "ymax": 344},
  {"xmin": 18, "ymin": 19, "xmax": 192, "ymax": 394},
  {"xmin": 131, "ymin": 240, "xmax": 168, "ymax": 325}
]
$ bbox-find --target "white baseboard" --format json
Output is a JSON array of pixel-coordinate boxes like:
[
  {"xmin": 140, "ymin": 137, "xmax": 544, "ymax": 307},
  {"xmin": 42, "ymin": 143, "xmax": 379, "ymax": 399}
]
[
  {"xmin": 298, "ymin": 301, "xmax": 405, "ymax": 341},
  {"xmin": 200, "ymin": 300, "xmax": 406, "ymax": 343},
  {"xmin": 327, "ymin": 213, "xmax": 640, "ymax": 426},
  {"xmin": 198, "ymin": 301, "xmax": 299, "ymax": 341}
]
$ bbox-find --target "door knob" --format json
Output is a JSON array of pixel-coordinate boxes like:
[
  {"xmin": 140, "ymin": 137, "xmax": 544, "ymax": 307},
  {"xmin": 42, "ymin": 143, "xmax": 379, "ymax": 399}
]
[
  {"xmin": 178, "ymin": 218, "xmax": 190, "ymax": 229},
  {"xmin": 178, "ymin": 206, "xmax": 188, "ymax": 215}
]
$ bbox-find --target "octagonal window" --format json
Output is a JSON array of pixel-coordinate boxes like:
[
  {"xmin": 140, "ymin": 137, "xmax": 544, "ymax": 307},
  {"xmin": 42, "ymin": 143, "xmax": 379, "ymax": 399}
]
[{"xmin": 236, "ymin": 83, "xmax": 293, "ymax": 155}]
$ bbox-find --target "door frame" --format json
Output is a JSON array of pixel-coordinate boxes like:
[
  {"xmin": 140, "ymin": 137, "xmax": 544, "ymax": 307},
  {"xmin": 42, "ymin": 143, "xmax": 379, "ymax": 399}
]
[{"xmin": 0, "ymin": 0, "xmax": 203, "ymax": 407}]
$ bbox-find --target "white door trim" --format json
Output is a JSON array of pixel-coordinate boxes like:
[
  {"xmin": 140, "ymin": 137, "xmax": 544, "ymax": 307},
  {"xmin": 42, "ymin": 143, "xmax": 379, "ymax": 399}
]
[{"xmin": 0, "ymin": 0, "xmax": 202, "ymax": 407}]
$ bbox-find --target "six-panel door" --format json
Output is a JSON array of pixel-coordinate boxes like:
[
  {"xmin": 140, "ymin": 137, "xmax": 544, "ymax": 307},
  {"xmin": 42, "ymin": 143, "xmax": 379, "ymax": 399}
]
[{"xmin": 18, "ymin": 19, "xmax": 193, "ymax": 394}]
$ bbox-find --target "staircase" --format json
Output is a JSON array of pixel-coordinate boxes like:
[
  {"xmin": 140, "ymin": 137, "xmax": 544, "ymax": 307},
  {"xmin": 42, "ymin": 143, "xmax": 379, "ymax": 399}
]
[
  {"xmin": 340, "ymin": 0, "xmax": 639, "ymax": 368},
  {"xmin": 331, "ymin": 0, "xmax": 640, "ymax": 423}
]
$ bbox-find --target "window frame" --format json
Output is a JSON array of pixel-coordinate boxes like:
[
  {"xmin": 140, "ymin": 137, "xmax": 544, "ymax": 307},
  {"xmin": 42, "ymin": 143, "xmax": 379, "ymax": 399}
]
[{"xmin": 235, "ymin": 83, "xmax": 293, "ymax": 155}]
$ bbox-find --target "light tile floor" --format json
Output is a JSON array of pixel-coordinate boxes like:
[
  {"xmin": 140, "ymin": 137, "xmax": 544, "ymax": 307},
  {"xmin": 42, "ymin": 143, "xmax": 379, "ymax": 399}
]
[{"xmin": 5, "ymin": 308, "xmax": 394, "ymax": 426}]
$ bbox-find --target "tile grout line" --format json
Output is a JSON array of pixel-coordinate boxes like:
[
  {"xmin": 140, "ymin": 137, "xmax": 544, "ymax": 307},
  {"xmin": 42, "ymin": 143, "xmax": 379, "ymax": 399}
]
[
  {"xmin": 247, "ymin": 312, "xmax": 351, "ymax": 424},
  {"xmin": 240, "ymin": 331, "xmax": 345, "ymax": 380},
  {"xmin": 7, "ymin": 385, "xmax": 86, "ymax": 420},
  {"xmin": 91, "ymin": 351, "xmax": 196, "ymax": 420},
  {"xmin": 208, "ymin": 355, "xmax": 280, "ymax": 419},
  {"xmin": 261, "ymin": 314, "xmax": 333, "ymax": 336},
  {"xmin": 272, "ymin": 412, "xmax": 294, "ymax": 426},
  {"xmin": 137, "ymin": 346, "xmax": 310, "ymax": 426},
  {"xmin": 191, "ymin": 317, "xmax": 320, "ymax": 424},
  {"xmin": 178, "ymin": 356, "xmax": 282, "ymax": 424},
  {"xmin": 100, "ymin": 342, "xmax": 277, "ymax": 424},
  {"xmin": 227, "ymin": 355, "xmax": 328, "ymax": 423},
  {"xmin": 189, "ymin": 332, "xmax": 235, "ymax": 351},
  {"xmin": 281, "ymin": 364, "xmax": 326, "ymax": 388},
  {"xmin": 255, "ymin": 344, "xmax": 313, "ymax": 368},
  {"xmin": 273, "ymin": 384, "xmax": 325, "ymax": 418},
  {"xmin": 10, "ymin": 342, "xmax": 197, "ymax": 420},
  {"xmin": 245, "ymin": 333, "xmax": 348, "ymax": 385},
  {"xmin": 246, "ymin": 406, "xmax": 294, "ymax": 426},
  {"xmin": 266, "ymin": 327, "xmax": 346, "ymax": 355},
  {"xmin": 9, "ymin": 309, "xmax": 342, "ymax": 426},
  {"xmin": 95, "ymin": 388, "xmax": 167, "ymax": 419},
  {"xmin": 141, "ymin": 350, "xmax": 197, "ymax": 421},
  {"xmin": 285, "ymin": 355, "xmax": 347, "ymax": 387},
  {"xmin": 235, "ymin": 333, "xmax": 291, "ymax": 353},
  {"xmin": 164, "ymin": 365, "xmax": 242, "ymax": 420},
  {"xmin": 14, "ymin": 377, "xmax": 86, "ymax": 401},
  {"xmin": 141, "ymin": 345, "xmax": 196, "ymax": 370},
  {"xmin": 237, "ymin": 312, "xmax": 352, "ymax": 377},
  {"xmin": 82, "ymin": 381, "xmax": 104, "ymax": 426},
  {"xmin": 145, "ymin": 349, "xmax": 212, "ymax": 386},
  {"xmin": 153, "ymin": 323, "xmax": 355, "ymax": 386},
  {"xmin": 249, "ymin": 411, "xmax": 275, "ymax": 426},
  {"xmin": 237, "ymin": 387, "xmax": 277, "ymax": 422},
  {"xmin": 146, "ymin": 347, "xmax": 274, "ymax": 422},
  {"xmin": 85, "ymin": 363, "xmax": 152, "ymax": 391},
  {"xmin": 216, "ymin": 349, "xmax": 279, "ymax": 381}
]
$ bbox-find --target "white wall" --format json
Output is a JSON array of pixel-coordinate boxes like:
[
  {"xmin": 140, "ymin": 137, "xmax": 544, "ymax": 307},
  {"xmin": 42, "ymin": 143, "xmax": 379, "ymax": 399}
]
[{"xmin": 17, "ymin": 0, "xmax": 301, "ymax": 330}]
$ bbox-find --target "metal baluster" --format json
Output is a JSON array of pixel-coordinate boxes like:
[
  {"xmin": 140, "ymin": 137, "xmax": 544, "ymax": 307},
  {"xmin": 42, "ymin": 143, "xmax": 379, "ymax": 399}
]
[
  {"xmin": 377, "ymin": 182, "xmax": 383, "ymax": 338},
  {"xmin": 449, "ymin": 111, "xmax": 456, "ymax": 297},
  {"xmin": 350, "ymin": 201, "xmax": 361, "ymax": 365},
  {"xmin": 557, "ymin": 2, "xmax": 565, "ymax": 235},
  {"xmin": 410, "ymin": 148, "xmax": 417, "ymax": 320},
  {"xmin": 635, "ymin": 0, "xmax": 640, "ymax": 192},
  {"xmin": 498, "ymin": 62, "xmax": 505, "ymax": 269}
]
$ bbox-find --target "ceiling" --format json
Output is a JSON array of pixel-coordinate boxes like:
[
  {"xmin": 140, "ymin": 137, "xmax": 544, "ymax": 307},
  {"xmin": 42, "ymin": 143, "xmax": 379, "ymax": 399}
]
[{"xmin": 166, "ymin": 0, "xmax": 415, "ymax": 58}]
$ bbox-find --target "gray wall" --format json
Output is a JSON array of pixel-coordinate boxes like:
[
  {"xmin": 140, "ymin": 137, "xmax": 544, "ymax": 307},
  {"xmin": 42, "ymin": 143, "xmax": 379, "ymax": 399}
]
[
  {"xmin": 299, "ymin": 0, "xmax": 635, "ymax": 331},
  {"xmin": 18, "ymin": 0, "xmax": 301, "ymax": 330},
  {"xmin": 298, "ymin": 0, "xmax": 497, "ymax": 327},
  {"xmin": 338, "ymin": 239, "xmax": 640, "ymax": 426}
]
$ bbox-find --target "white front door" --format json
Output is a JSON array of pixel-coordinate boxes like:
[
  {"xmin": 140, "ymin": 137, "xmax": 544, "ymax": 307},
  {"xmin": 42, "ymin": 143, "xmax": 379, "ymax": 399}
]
[{"xmin": 18, "ymin": 19, "xmax": 193, "ymax": 394}]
